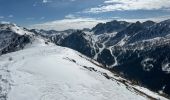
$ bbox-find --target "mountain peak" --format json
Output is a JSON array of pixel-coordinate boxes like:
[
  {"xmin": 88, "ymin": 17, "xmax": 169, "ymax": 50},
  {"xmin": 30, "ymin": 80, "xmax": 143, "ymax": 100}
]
[
  {"xmin": 0, "ymin": 23, "xmax": 33, "ymax": 36},
  {"xmin": 92, "ymin": 20, "xmax": 130, "ymax": 34},
  {"xmin": 142, "ymin": 20, "xmax": 156, "ymax": 27},
  {"xmin": 160, "ymin": 19, "xmax": 170, "ymax": 25}
]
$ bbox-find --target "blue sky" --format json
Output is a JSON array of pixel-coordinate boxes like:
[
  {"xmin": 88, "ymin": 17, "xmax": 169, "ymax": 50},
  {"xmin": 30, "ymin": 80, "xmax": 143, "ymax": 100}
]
[{"xmin": 0, "ymin": 0, "xmax": 170, "ymax": 30}]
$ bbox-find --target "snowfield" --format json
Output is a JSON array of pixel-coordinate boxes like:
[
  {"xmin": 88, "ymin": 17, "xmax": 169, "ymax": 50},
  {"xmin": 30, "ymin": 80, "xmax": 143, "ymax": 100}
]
[{"xmin": 0, "ymin": 38, "xmax": 168, "ymax": 100}]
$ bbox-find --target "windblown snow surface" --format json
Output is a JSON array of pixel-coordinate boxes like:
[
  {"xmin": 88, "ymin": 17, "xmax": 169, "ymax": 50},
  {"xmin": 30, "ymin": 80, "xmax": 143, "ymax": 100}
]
[{"xmin": 0, "ymin": 37, "xmax": 168, "ymax": 100}]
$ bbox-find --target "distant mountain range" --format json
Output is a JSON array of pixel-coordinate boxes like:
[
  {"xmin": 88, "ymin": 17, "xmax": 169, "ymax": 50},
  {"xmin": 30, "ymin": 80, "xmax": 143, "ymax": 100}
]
[
  {"xmin": 0, "ymin": 19, "xmax": 170, "ymax": 99},
  {"xmin": 30, "ymin": 19, "xmax": 170, "ymax": 96}
]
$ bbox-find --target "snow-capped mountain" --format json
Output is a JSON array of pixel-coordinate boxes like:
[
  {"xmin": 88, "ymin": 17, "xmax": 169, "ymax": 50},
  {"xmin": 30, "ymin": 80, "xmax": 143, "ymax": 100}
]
[
  {"xmin": 0, "ymin": 23, "xmax": 31, "ymax": 55},
  {"xmin": 91, "ymin": 20, "xmax": 130, "ymax": 35},
  {"xmin": 34, "ymin": 19, "xmax": 170, "ymax": 97},
  {"xmin": 0, "ymin": 22, "xmax": 169, "ymax": 100}
]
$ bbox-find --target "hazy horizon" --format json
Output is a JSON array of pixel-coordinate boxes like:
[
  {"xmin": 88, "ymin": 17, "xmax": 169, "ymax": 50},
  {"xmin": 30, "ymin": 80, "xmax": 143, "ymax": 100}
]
[{"xmin": 0, "ymin": 0, "xmax": 170, "ymax": 30}]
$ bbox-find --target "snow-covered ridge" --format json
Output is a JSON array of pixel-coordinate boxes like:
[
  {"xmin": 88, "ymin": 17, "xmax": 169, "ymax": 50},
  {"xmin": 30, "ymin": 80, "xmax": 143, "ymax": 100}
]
[
  {"xmin": 0, "ymin": 23, "xmax": 33, "ymax": 35},
  {"xmin": 0, "ymin": 36, "xmax": 168, "ymax": 100},
  {"xmin": 0, "ymin": 23, "xmax": 32, "ymax": 55}
]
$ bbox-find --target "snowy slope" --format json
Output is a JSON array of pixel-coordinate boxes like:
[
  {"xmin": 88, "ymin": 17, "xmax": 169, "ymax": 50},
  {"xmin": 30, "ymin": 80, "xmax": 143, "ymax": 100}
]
[
  {"xmin": 0, "ymin": 37, "xmax": 168, "ymax": 100},
  {"xmin": 39, "ymin": 20, "xmax": 170, "ymax": 95}
]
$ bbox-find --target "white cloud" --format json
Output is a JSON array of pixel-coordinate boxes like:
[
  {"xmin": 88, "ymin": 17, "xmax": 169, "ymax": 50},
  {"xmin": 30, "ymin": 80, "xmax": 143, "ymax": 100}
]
[
  {"xmin": 29, "ymin": 15, "xmax": 170, "ymax": 31},
  {"xmin": 42, "ymin": 0, "xmax": 50, "ymax": 3},
  {"xmin": 85, "ymin": 0, "xmax": 170, "ymax": 13},
  {"xmin": 26, "ymin": 17, "xmax": 35, "ymax": 20},
  {"xmin": 0, "ymin": 21, "xmax": 10, "ymax": 24},
  {"xmin": 0, "ymin": 16, "xmax": 4, "ymax": 19},
  {"xmin": 70, "ymin": 0, "xmax": 76, "ymax": 2},
  {"xmin": 40, "ymin": 17, "xmax": 45, "ymax": 20},
  {"xmin": 8, "ymin": 15, "xmax": 13, "ymax": 18},
  {"xmin": 33, "ymin": 2, "xmax": 37, "ymax": 7},
  {"xmin": 29, "ymin": 18, "xmax": 107, "ymax": 31},
  {"xmin": 109, "ymin": 15, "xmax": 170, "ymax": 22},
  {"xmin": 65, "ymin": 14, "xmax": 76, "ymax": 19},
  {"xmin": 143, "ymin": 15, "xmax": 170, "ymax": 22}
]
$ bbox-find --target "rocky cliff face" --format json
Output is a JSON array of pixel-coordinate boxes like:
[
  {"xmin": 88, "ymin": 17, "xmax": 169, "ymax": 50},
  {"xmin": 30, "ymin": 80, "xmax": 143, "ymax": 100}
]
[{"xmin": 0, "ymin": 23, "xmax": 31, "ymax": 55}]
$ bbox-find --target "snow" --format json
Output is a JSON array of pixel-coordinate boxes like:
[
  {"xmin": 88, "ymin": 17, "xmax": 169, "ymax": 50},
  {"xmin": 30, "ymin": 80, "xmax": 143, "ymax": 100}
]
[
  {"xmin": 141, "ymin": 58, "xmax": 155, "ymax": 72},
  {"xmin": 116, "ymin": 34, "xmax": 129, "ymax": 46},
  {"xmin": 0, "ymin": 23, "xmax": 33, "ymax": 36},
  {"xmin": 108, "ymin": 46, "xmax": 118, "ymax": 67},
  {"xmin": 112, "ymin": 54, "xmax": 118, "ymax": 67},
  {"xmin": 92, "ymin": 32, "xmax": 117, "ymax": 60},
  {"xmin": 10, "ymin": 24, "xmax": 33, "ymax": 35},
  {"xmin": 0, "ymin": 37, "xmax": 168, "ymax": 100},
  {"xmin": 162, "ymin": 63, "xmax": 170, "ymax": 74},
  {"xmin": 134, "ymin": 86, "xmax": 167, "ymax": 100}
]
